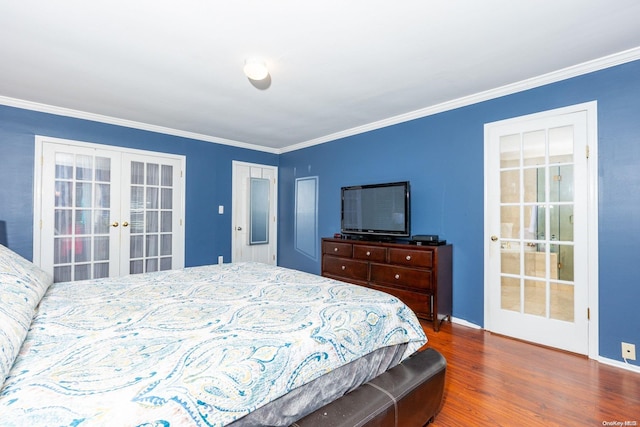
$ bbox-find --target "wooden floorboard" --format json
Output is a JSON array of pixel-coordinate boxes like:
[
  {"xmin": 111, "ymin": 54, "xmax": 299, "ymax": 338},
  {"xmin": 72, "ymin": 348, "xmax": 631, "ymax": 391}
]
[{"xmin": 420, "ymin": 320, "xmax": 640, "ymax": 426}]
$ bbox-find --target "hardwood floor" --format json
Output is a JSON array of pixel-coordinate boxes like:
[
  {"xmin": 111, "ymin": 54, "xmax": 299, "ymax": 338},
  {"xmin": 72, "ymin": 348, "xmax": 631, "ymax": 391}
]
[{"xmin": 420, "ymin": 320, "xmax": 640, "ymax": 426}]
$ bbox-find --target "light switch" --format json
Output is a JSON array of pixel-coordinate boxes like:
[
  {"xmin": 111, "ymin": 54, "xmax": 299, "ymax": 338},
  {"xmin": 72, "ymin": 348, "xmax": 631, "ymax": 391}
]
[{"xmin": 218, "ymin": 205, "xmax": 224, "ymax": 214}]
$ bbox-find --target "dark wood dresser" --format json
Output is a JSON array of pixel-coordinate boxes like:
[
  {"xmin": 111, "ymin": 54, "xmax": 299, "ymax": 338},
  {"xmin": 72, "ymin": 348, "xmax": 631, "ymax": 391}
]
[{"xmin": 321, "ymin": 238, "xmax": 452, "ymax": 331}]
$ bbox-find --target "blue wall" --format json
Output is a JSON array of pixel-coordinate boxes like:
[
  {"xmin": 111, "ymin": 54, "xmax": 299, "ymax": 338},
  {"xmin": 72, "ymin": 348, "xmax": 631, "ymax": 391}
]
[
  {"xmin": 0, "ymin": 105, "xmax": 278, "ymax": 266},
  {"xmin": 278, "ymin": 59, "xmax": 640, "ymax": 364}
]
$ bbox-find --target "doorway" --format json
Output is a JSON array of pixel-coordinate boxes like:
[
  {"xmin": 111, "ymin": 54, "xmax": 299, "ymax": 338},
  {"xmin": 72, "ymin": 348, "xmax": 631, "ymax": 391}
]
[
  {"xmin": 231, "ymin": 161, "xmax": 278, "ymax": 264},
  {"xmin": 34, "ymin": 136, "xmax": 185, "ymax": 281},
  {"xmin": 484, "ymin": 102, "xmax": 598, "ymax": 357}
]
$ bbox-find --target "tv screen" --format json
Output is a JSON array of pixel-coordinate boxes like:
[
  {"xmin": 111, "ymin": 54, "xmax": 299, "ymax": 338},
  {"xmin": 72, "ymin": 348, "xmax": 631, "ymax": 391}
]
[{"xmin": 341, "ymin": 181, "xmax": 410, "ymax": 238}]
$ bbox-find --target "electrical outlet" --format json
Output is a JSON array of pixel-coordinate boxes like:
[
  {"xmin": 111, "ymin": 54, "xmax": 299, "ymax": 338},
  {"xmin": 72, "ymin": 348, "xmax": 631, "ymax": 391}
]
[
  {"xmin": 218, "ymin": 255, "xmax": 224, "ymax": 265},
  {"xmin": 621, "ymin": 342, "xmax": 636, "ymax": 361}
]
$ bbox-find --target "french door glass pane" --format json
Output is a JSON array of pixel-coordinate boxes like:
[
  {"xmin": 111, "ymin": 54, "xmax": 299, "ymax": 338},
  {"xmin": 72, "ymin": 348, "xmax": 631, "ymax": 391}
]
[
  {"xmin": 146, "ymin": 259, "xmax": 158, "ymax": 272},
  {"xmin": 161, "ymin": 188, "xmax": 173, "ymax": 209},
  {"xmin": 550, "ymin": 282, "xmax": 574, "ymax": 322},
  {"xmin": 55, "ymin": 153, "xmax": 74, "ymax": 179},
  {"xmin": 146, "ymin": 164, "xmax": 159, "ymax": 185},
  {"xmin": 55, "ymin": 182, "xmax": 72, "ymax": 207},
  {"xmin": 147, "ymin": 187, "xmax": 159, "ymax": 209},
  {"xmin": 130, "ymin": 260, "xmax": 143, "ymax": 274},
  {"xmin": 130, "ymin": 235, "xmax": 143, "ymax": 258},
  {"xmin": 161, "ymin": 165, "xmax": 173, "ymax": 186},
  {"xmin": 131, "ymin": 162, "xmax": 144, "ymax": 185},
  {"xmin": 501, "ymin": 276, "xmax": 520, "ymax": 312},
  {"xmin": 145, "ymin": 235, "xmax": 158, "ymax": 256},
  {"xmin": 161, "ymin": 212, "xmax": 172, "ymax": 232},
  {"xmin": 74, "ymin": 264, "xmax": 91, "ymax": 281},
  {"xmin": 76, "ymin": 183, "xmax": 92, "ymax": 207},
  {"xmin": 95, "ymin": 184, "xmax": 111, "ymax": 208},
  {"xmin": 54, "ymin": 210, "xmax": 72, "ymax": 236},
  {"xmin": 499, "ymin": 134, "xmax": 520, "ymax": 168},
  {"xmin": 160, "ymin": 257, "xmax": 172, "ymax": 271},
  {"xmin": 94, "ymin": 263, "xmax": 109, "ymax": 279},
  {"xmin": 75, "ymin": 155, "xmax": 93, "ymax": 180},
  {"xmin": 500, "ymin": 205, "xmax": 519, "ymax": 239},
  {"xmin": 524, "ymin": 279, "xmax": 546, "ymax": 316},
  {"xmin": 54, "ymin": 266, "xmax": 71, "ymax": 283},
  {"xmin": 500, "ymin": 170, "xmax": 519, "ymax": 203},
  {"xmin": 94, "ymin": 210, "xmax": 111, "ymax": 234},
  {"xmin": 549, "ymin": 126, "xmax": 573, "ymax": 163},
  {"xmin": 161, "ymin": 234, "xmax": 172, "ymax": 256},
  {"xmin": 523, "ymin": 130, "xmax": 545, "ymax": 166},
  {"xmin": 95, "ymin": 157, "xmax": 111, "ymax": 182},
  {"xmin": 94, "ymin": 237, "xmax": 109, "ymax": 261},
  {"xmin": 75, "ymin": 210, "xmax": 91, "ymax": 235}
]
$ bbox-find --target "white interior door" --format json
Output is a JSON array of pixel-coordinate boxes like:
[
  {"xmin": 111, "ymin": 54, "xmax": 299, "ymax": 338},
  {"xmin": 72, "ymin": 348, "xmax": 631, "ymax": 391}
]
[
  {"xmin": 39, "ymin": 142, "xmax": 121, "ymax": 282},
  {"xmin": 121, "ymin": 153, "xmax": 184, "ymax": 275},
  {"xmin": 484, "ymin": 102, "xmax": 598, "ymax": 356},
  {"xmin": 35, "ymin": 137, "xmax": 185, "ymax": 281},
  {"xmin": 232, "ymin": 161, "xmax": 277, "ymax": 264}
]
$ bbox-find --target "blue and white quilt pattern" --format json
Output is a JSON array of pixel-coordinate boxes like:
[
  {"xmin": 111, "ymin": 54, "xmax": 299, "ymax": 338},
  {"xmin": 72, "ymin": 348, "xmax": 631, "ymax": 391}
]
[{"xmin": 0, "ymin": 262, "xmax": 426, "ymax": 426}]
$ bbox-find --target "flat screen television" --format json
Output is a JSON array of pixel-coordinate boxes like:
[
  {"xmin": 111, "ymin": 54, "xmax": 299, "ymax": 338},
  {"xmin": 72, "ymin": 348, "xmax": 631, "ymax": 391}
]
[{"xmin": 341, "ymin": 181, "xmax": 410, "ymax": 239}]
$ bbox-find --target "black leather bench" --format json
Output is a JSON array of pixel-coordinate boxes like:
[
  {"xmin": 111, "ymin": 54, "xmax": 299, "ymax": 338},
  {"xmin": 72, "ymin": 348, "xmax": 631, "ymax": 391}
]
[{"xmin": 291, "ymin": 348, "xmax": 446, "ymax": 427}]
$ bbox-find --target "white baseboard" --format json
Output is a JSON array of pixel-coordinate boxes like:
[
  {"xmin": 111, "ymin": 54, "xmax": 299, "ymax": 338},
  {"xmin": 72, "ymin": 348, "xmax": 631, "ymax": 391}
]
[
  {"xmin": 450, "ymin": 316, "xmax": 482, "ymax": 329},
  {"xmin": 598, "ymin": 356, "xmax": 640, "ymax": 374}
]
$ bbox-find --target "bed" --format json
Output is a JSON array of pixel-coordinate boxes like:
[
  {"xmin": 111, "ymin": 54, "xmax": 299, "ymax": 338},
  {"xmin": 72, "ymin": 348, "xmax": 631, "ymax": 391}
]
[{"xmin": 0, "ymin": 243, "xmax": 445, "ymax": 426}]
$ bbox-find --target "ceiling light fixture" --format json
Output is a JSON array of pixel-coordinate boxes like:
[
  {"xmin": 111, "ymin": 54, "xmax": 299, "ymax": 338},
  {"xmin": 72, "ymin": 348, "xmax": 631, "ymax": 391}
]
[{"xmin": 243, "ymin": 58, "xmax": 269, "ymax": 81}]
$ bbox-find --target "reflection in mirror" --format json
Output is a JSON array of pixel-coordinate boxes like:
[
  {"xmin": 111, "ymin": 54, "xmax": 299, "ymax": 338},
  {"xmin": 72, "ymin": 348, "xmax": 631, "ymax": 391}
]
[
  {"xmin": 295, "ymin": 177, "xmax": 319, "ymax": 260},
  {"xmin": 250, "ymin": 177, "xmax": 269, "ymax": 245}
]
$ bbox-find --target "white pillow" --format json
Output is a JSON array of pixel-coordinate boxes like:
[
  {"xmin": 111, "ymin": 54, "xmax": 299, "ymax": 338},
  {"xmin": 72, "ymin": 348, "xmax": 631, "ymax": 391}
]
[{"xmin": 0, "ymin": 244, "xmax": 53, "ymax": 385}]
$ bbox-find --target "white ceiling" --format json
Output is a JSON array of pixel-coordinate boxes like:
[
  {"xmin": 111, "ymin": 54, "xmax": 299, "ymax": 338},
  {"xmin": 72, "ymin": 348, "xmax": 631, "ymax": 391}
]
[{"xmin": 1, "ymin": 1, "xmax": 640, "ymax": 153}]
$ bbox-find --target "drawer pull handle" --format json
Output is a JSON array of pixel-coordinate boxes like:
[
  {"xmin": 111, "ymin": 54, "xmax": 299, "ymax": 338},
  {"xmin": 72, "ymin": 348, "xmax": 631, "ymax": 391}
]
[
  {"xmin": 406, "ymin": 255, "xmax": 411, "ymax": 261},
  {"xmin": 334, "ymin": 247, "xmax": 339, "ymax": 252},
  {"xmin": 395, "ymin": 274, "xmax": 400, "ymax": 279},
  {"xmin": 341, "ymin": 265, "xmax": 346, "ymax": 270},
  {"xmin": 366, "ymin": 251, "xmax": 371, "ymax": 256}
]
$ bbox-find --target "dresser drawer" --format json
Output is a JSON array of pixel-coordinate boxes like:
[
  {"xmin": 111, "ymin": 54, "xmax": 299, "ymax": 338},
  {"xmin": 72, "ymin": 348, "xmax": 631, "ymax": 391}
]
[
  {"xmin": 323, "ymin": 256, "xmax": 368, "ymax": 281},
  {"xmin": 366, "ymin": 283, "xmax": 433, "ymax": 320},
  {"xmin": 388, "ymin": 248, "xmax": 433, "ymax": 268},
  {"xmin": 370, "ymin": 263, "xmax": 432, "ymax": 290},
  {"xmin": 322, "ymin": 241, "xmax": 353, "ymax": 258},
  {"xmin": 353, "ymin": 245, "xmax": 386, "ymax": 262}
]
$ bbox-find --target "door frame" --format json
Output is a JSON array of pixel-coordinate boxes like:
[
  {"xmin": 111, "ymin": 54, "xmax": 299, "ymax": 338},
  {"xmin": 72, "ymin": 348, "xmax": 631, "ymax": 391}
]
[
  {"xmin": 33, "ymin": 135, "xmax": 186, "ymax": 274},
  {"xmin": 231, "ymin": 161, "xmax": 278, "ymax": 264},
  {"xmin": 483, "ymin": 101, "xmax": 599, "ymax": 359}
]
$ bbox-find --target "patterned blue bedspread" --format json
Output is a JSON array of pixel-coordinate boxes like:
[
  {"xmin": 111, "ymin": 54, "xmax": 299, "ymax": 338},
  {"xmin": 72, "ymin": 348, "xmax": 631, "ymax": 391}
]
[{"xmin": 0, "ymin": 262, "xmax": 426, "ymax": 426}]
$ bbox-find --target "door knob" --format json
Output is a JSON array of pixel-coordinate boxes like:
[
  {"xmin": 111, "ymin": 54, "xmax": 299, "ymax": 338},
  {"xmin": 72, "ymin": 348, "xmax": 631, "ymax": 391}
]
[
  {"xmin": 111, "ymin": 221, "xmax": 119, "ymax": 227},
  {"xmin": 491, "ymin": 235, "xmax": 498, "ymax": 241},
  {"xmin": 122, "ymin": 221, "xmax": 129, "ymax": 227},
  {"xmin": 236, "ymin": 226, "xmax": 242, "ymax": 231}
]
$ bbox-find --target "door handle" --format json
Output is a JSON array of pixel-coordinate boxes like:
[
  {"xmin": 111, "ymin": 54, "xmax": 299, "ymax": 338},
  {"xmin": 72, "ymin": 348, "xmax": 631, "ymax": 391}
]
[
  {"xmin": 112, "ymin": 221, "xmax": 119, "ymax": 227},
  {"xmin": 122, "ymin": 221, "xmax": 129, "ymax": 227},
  {"xmin": 236, "ymin": 226, "xmax": 242, "ymax": 231},
  {"xmin": 491, "ymin": 235, "xmax": 498, "ymax": 242}
]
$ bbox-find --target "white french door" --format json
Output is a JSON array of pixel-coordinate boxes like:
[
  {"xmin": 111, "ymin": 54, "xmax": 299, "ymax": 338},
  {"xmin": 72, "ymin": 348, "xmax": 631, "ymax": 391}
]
[
  {"xmin": 484, "ymin": 102, "xmax": 598, "ymax": 356},
  {"xmin": 34, "ymin": 137, "xmax": 185, "ymax": 282}
]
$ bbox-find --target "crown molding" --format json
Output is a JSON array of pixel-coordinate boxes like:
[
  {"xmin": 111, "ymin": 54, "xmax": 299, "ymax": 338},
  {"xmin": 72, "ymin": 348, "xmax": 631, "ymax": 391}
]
[
  {"xmin": 281, "ymin": 46, "xmax": 640, "ymax": 153},
  {"xmin": 0, "ymin": 96, "xmax": 280, "ymax": 154}
]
